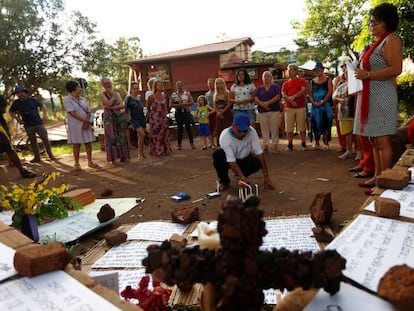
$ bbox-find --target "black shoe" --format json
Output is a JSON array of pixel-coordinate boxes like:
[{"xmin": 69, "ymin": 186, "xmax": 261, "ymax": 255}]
[
  {"xmin": 348, "ymin": 166, "xmax": 363, "ymax": 173},
  {"xmin": 21, "ymin": 168, "xmax": 36, "ymax": 178}
]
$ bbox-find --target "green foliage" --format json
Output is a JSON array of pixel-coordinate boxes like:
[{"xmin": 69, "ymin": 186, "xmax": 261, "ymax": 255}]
[
  {"xmin": 397, "ymin": 72, "xmax": 414, "ymax": 115},
  {"xmin": 293, "ymin": 0, "xmax": 368, "ymax": 65}
]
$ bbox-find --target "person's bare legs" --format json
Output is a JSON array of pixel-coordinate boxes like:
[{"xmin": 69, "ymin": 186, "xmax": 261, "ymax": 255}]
[
  {"xmin": 137, "ymin": 127, "xmax": 146, "ymax": 158},
  {"xmin": 85, "ymin": 142, "xmax": 92, "ymax": 163},
  {"xmin": 73, "ymin": 143, "xmax": 81, "ymax": 166}
]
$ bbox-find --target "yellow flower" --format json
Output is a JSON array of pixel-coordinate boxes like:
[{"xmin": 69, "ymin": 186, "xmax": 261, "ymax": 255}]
[
  {"xmin": 1, "ymin": 200, "xmax": 13, "ymax": 210},
  {"xmin": 1, "ymin": 171, "xmax": 81, "ymax": 228}
]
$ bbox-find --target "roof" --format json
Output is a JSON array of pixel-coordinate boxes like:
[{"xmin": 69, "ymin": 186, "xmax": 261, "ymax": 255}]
[{"xmin": 125, "ymin": 37, "xmax": 255, "ymax": 65}]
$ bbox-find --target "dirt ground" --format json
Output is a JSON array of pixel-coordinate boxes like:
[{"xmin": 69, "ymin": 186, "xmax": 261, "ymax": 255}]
[{"xmin": 1, "ymin": 134, "xmax": 368, "ymax": 256}]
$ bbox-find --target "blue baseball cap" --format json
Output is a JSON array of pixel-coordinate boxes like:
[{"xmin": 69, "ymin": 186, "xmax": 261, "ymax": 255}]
[
  {"xmin": 233, "ymin": 113, "xmax": 250, "ymax": 131},
  {"xmin": 12, "ymin": 86, "xmax": 28, "ymax": 94},
  {"xmin": 313, "ymin": 62, "xmax": 324, "ymax": 71}
]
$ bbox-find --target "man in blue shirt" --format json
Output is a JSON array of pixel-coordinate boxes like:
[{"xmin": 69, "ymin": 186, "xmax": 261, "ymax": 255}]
[{"xmin": 9, "ymin": 86, "xmax": 55, "ymax": 163}]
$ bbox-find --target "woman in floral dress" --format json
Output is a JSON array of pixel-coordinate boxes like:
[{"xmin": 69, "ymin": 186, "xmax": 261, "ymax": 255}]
[
  {"xmin": 147, "ymin": 80, "xmax": 172, "ymax": 156},
  {"xmin": 99, "ymin": 77, "xmax": 130, "ymax": 164}
]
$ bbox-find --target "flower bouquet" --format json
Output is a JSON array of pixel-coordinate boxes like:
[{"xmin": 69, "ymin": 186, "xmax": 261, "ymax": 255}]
[{"xmin": 0, "ymin": 172, "xmax": 82, "ymax": 241}]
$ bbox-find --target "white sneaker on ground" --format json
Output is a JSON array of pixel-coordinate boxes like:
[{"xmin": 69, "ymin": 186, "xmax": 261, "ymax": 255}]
[
  {"xmin": 311, "ymin": 144, "xmax": 320, "ymax": 150},
  {"xmin": 355, "ymin": 152, "xmax": 362, "ymax": 161},
  {"xmin": 338, "ymin": 151, "xmax": 352, "ymax": 160}
]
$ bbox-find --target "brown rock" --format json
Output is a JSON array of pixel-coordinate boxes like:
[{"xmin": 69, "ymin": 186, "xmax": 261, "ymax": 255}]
[
  {"xmin": 171, "ymin": 206, "xmax": 199, "ymax": 224},
  {"xmin": 105, "ymin": 229, "xmax": 127, "ymax": 246},
  {"xmin": 62, "ymin": 188, "xmax": 96, "ymax": 206},
  {"xmin": 97, "ymin": 203, "xmax": 115, "ymax": 223},
  {"xmin": 169, "ymin": 233, "xmax": 187, "ymax": 248},
  {"xmin": 14, "ymin": 242, "xmax": 70, "ymax": 277},
  {"xmin": 375, "ymin": 197, "xmax": 400, "ymax": 219},
  {"xmin": 378, "ymin": 264, "xmax": 414, "ymax": 311},
  {"xmin": 310, "ymin": 192, "xmax": 333, "ymax": 225},
  {"xmin": 101, "ymin": 188, "xmax": 113, "ymax": 197},
  {"xmin": 274, "ymin": 287, "xmax": 318, "ymax": 311},
  {"xmin": 376, "ymin": 169, "xmax": 410, "ymax": 190},
  {"xmin": 312, "ymin": 226, "xmax": 334, "ymax": 243}
]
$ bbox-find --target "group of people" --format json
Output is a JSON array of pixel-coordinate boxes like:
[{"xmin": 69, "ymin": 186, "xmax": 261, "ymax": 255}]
[
  {"xmin": 213, "ymin": 2, "xmax": 403, "ymax": 196},
  {"xmin": 1, "ymin": 3, "xmax": 403, "ymax": 201}
]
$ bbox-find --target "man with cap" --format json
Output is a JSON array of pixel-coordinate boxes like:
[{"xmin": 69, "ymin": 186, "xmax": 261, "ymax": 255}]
[
  {"xmin": 9, "ymin": 86, "xmax": 56, "ymax": 163},
  {"xmin": 0, "ymin": 95, "xmax": 36, "ymax": 178},
  {"xmin": 212, "ymin": 112, "xmax": 274, "ymax": 191}
]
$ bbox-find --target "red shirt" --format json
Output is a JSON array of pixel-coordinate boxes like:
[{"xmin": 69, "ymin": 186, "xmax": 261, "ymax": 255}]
[{"xmin": 281, "ymin": 78, "xmax": 307, "ymax": 109}]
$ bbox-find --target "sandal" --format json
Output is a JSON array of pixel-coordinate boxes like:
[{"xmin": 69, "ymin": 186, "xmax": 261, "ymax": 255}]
[
  {"xmin": 348, "ymin": 166, "xmax": 363, "ymax": 173},
  {"xmin": 354, "ymin": 172, "xmax": 374, "ymax": 179},
  {"xmin": 88, "ymin": 162, "xmax": 100, "ymax": 168},
  {"xmin": 21, "ymin": 168, "xmax": 36, "ymax": 178},
  {"xmin": 358, "ymin": 181, "xmax": 376, "ymax": 188}
]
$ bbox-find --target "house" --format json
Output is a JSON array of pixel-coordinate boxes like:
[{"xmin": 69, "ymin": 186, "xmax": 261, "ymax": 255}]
[{"xmin": 124, "ymin": 37, "xmax": 290, "ymax": 98}]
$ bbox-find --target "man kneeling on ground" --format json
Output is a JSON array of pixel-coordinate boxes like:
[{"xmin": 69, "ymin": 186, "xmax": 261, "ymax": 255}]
[{"xmin": 212, "ymin": 113, "xmax": 274, "ymax": 191}]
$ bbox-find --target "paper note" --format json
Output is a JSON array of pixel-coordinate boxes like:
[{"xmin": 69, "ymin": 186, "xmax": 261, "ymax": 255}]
[
  {"xmin": 92, "ymin": 241, "xmax": 155, "ymax": 269},
  {"xmin": 91, "ymin": 272, "xmax": 119, "ymax": 294},
  {"xmin": 90, "ymin": 269, "xmax": 154, "ymax": 295},
  {"xmin": 304, "ymin": 282, "xmax": 394, "ymax": 310},
  {"xmin": 260, "ymin": 217, "xmax": 320, "ymax": 253},
  {"xmin": 38, "ymin": 212, "xmax": 118, "ymax": 244},
  {"xmin": 365, "ymin": 184, "xmax": 414, "ymax": 219},
  {"xmin": 346, "ymin": 60, "xmax": 363, "ymax": 94},
  {"xmin": 326, "ymin": 214, "xmax": 414, "ymax": 292},
  {"xmin": 0, "ymin": 242, "xmax": 17, "ymax": 281},
  {"xmin": 0, "ymin": 270, "xmax": 121, "ymax": 310},
  {"xmin": 126, "ymin": 221, "xmax": 188, "ymax": 241}
]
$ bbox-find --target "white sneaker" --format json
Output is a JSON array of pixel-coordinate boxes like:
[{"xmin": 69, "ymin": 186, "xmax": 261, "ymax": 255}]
[
  {"xmin": 322, "ymin": 144, "xmax": 329, "ymax": 151},
  {"xmin": 338, "ymin": 151, "xmax": 352, "ymax": 160},
  {"xmin": 355, "ymin": 152, "xmax": 362, "ymax": 161}
]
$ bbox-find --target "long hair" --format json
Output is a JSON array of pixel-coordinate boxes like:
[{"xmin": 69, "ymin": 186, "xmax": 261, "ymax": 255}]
[{"xmin": 235, "ymin": 68, "xmax": 252, "ymax": 85}]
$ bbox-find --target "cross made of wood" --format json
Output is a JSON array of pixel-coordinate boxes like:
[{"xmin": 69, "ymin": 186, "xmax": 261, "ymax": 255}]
[{"xmin": 143, "ymin": 195, "xmax": 346, "ymax": 311}]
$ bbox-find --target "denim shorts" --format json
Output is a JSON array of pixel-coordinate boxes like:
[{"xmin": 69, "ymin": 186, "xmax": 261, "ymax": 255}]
[{"xmin": 130, "ymin": 119, "xmax": 146, "ymax": 130}]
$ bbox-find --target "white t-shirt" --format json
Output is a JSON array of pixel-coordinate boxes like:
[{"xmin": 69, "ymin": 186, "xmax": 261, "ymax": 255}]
[
  {"xmin": 230, "ymin": 83, "xmax": 256, "ymax": 110},
  {"xmin": 219, "ymin": 127, "xmax": 263, "ymax": 162}
]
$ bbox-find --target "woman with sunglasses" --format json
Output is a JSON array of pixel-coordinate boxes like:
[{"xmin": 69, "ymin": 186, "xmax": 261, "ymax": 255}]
[{"xmin": 353, "ymin": 3, "xmax": 402, "ymax": 192}]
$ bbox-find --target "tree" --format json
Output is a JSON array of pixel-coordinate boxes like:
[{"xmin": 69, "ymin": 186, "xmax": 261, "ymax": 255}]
[
  {"xmin": 292, "ymin": 0, "xmax": 369, "ymax": 66},
  {"xmin": 0, "ymin": 0, "xmax": 98, "ymax": 97},
  {"xmin": 350, "ymin": 0, "xmax": 413, "ymax": 58}
]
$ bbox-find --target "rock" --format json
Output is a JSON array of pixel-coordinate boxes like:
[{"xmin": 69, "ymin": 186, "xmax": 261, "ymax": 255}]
[
  {"xmin": 312, "ymin": 226, "xmax": 334, "ymax": 243},
  {"xmin": 378, "ymin": 264, "xmax": 414, "ymax": 311},
  {"xmin": 101, "ymin": 188, "xmax": 113, "ymax": 197},
  {"xmin": 375, "ymin": 197, "xmax": 400, "ymax": 219},
  {"xmin": 310, "ymin": 192, "xmax": 333, "ymax": 225},
  {"xmin": 171, "ymin": 206, "xmax": 199, "ymax": 224},
  {"xmin": 169, "ymin": 233, "xmax": 187, "ymax": 248},
  {"xmin": 105, "ymin": 229, "xmax": 127, "ymax": 246},
  {"xmin": 376, "ymin": 169, "xmax": 410, "ymax": 190},
  {"xmin": 97, "ymin": 204, "xmax": 115, "ymax": 223},
  {"xmin": 14, "ymin": 242, "xmax": 69, "ymax": 277}
]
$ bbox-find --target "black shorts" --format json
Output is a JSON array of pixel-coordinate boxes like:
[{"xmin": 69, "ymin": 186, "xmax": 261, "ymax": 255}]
[{"xmin": 0, "ymin": 130, "xmax": 12, "ymax": 153}]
